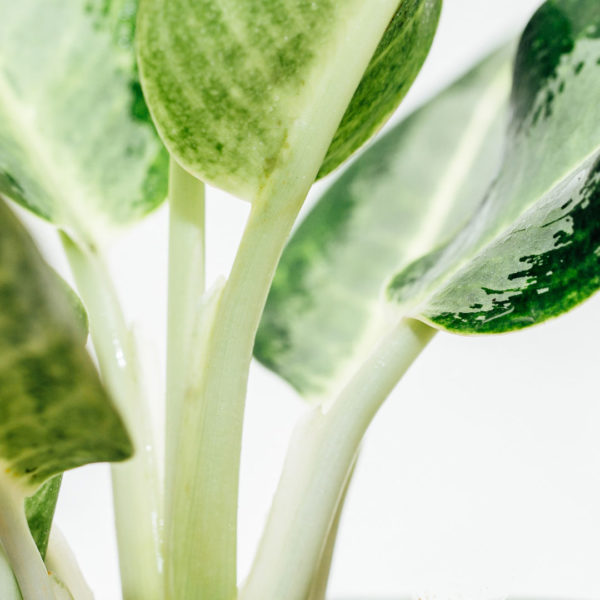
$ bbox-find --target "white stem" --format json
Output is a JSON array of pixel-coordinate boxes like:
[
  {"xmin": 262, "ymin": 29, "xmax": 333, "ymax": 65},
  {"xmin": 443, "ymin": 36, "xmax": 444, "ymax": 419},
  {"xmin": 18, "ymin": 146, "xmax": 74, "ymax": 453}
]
[
  {"xmin": 46, "ymin": 528, "xmax": 94, "ymax": 600},
  {"xmin": 61, "ymin": 236, "xmax": 163, "ymax": 600},
  {"xmin": 0, "ymin": 545, "xmax": 21, "ymax": 599},
  {"xmin": 167, "ymin": 197, "xmax": 301, "ymax": 600},
  {"xmin": 0, "ymin": 479, "xmax": 54, "ymax": 600},
  {"xmin": 165, "ymin": 158, "xmax": 205, "ymax": 506},
  {"xmin": 306, "ymin": 454, "xmax": 358, "ymax": 600},
  {"xmin": 241, "ymin": 319, "xmax": 436, "ymax": 600}
]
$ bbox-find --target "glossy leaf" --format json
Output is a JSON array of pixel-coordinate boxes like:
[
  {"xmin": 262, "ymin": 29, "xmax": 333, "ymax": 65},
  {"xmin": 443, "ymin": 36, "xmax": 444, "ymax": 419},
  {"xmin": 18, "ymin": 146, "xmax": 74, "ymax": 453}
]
[
  {"xmin": 0, "ymin": 198, "xmax": 132, "ymax": 492},
  {"xmin": 137, "ymin": 0, "xmax": 438, "ymax": 202},
  {"xmin": 255, "ymin": 48, "xmax": 512, "ymax": 398},
  {"xmin": 0, "ymin": 0, "xmax": 168, "ymax": 243},
  {"xmin": 318, "ymin": 0, "xmax": 441, "ymax": 178},
  {"xmin": 388, "ymin": 0, "xmax": 600, "ymax": 333}
]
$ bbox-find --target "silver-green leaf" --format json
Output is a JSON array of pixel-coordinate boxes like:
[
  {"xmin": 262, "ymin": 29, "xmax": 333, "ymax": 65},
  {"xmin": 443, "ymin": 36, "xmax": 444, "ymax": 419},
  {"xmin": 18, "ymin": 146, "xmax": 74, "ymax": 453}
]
[
  {"xmin": 137, "ymin": 0, "xmax": 437, "ymax": 202},
  {"xmin": 255, "ymin": 47, "xmax": 512, "ymax": 398},
  {"xmin": 388, "ymin": 0, "xmax": 600, "ymax": 334},
  {"xmin": 0, "ymin": 198, "xmax": 132, "ymax": 493},
  {"xmin": 0, "ymin": 0, "xmax": 168, "ymax": 244}
]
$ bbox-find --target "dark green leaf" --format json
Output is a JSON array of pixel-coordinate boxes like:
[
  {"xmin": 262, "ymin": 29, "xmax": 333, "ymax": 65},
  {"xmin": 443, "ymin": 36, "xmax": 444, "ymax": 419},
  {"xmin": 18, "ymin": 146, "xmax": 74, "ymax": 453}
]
[{"xmin": 388, "ymin": 0, "xmax": 600, "ymax": 334}]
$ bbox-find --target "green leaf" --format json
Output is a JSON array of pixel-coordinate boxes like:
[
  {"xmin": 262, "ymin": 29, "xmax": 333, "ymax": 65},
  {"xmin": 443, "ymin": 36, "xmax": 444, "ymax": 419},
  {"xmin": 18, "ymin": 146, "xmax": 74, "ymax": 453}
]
[
  {"xmin": 24, "ymin": 475, "xmax": 61, "ymax": 559},
  {"xmin": 317, "ymin": 0, "xmax": 441, "ymax": 179},
  {"xmin": 137, "ymin": 0, "xmax": 437, "ymax": 202},
  {"xmin": 255, "ymin": 47, "xmax": 512, "ymax": 398},
  {"xmin": 387, "ymin": 0, "xmax": 600, "ymax": 334},
  {"xmin": 0, "ymin": 0, "xmax": 168, "ymax": 243},
  {"xmin": 0, "ymin": 198, "xmax": 132, "ymax": 492}
]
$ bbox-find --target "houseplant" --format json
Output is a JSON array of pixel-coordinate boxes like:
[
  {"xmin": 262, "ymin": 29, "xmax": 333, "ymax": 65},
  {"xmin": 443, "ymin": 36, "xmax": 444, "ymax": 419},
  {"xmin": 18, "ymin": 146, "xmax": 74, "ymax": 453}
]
[{"xmin": 1, "ymin": 0, "xmax": 600, "ymax": 597}]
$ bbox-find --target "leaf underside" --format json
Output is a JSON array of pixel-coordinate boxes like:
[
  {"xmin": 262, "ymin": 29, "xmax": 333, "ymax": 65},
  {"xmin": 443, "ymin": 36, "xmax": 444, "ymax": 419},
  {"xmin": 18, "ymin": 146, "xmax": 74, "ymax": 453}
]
[
  {"xmin": 137, "ymin": 0, "xmax": 438, "ymax": 201},
  {"xmin": 0, "ymin": 199, "xmax": 132, "ymax": 491},
  {"xmin": 255, "ymin": 48, "xmax": 512, "ymax": 398},
  {"xmin": 0, "ymin": 0, "xmax": 168, "ymax": 242},
  {"xmin": 388, "ymin": 0, "xmax": 600, "ymax": 334}
]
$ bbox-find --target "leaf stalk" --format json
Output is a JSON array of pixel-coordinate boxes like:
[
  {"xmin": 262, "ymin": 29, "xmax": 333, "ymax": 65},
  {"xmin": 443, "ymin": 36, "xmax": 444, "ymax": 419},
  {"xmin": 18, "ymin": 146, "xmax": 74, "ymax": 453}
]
[
  {"xmin": 241, "ymin": 319, "xmax": 436, "ymax": 600},
  {"xmin": 62, "ymin": 237, "xmax": 163, "ymax": 600},
  {"xmin": 165, "ymin": 158, "xmax": 206, "ymax": 508},
  {"xmin": 0, "ymin": 476, "xmax": 54, "ymax": 600},
  {"xmin": 166, "ymin": 191, "xmax": 302, "ymax": 600}
]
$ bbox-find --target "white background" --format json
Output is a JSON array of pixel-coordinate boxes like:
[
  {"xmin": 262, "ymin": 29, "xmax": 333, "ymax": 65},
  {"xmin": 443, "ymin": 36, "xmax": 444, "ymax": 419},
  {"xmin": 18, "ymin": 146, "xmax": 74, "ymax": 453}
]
[{"xmin": 28, "ymin": 0, "xmax": 600, "ymax": 598}]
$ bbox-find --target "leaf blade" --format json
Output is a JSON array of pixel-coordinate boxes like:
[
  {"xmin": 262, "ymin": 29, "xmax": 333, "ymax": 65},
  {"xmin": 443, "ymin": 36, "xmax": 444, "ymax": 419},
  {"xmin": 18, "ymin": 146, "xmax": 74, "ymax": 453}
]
[
  {"xmin": 0, "ymin": 0, "xmax": 168, "ymax": 241},
  {"xmin": 388, "ymin": 0, "xmax": 600, "ymax": 334},
  {"xmin": 25, "ymin": 475, "xmax": 61, "ymax": 559},
  {"xmin": 137, "ymin": 0, "xmax": 437, "ymax": 201},
  {"xmin": 0, "ymin": 198, "xmax": 132, "ymax": 491},
  {"xmin": 317, "ymin": 0, "xmax": 441, "ymax": 178},
  {"xmin": 255, "ymin": 47, "xmax": 512, "ymax": 397}
]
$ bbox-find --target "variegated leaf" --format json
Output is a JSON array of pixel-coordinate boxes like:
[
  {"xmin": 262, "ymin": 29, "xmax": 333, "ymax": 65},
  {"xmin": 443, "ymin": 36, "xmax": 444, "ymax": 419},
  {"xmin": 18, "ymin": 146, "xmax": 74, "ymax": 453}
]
[
  {"xmin": 0, "ymin": 199, "xmax": 132, "ymax": 493},
  {"xmin": 0, "ymin": 0, "xmax": 168, "ymax": 244},
  {"xmin": 255, "ymin": 47, "xmax": 512, "ymax": 397},
  {"xmin": 137, "ymin": 0, "xmax": 440, "ymax": 201},
  {"xmin": 388, "ymin": 0, "xmax": 600, "ymax": 334}
]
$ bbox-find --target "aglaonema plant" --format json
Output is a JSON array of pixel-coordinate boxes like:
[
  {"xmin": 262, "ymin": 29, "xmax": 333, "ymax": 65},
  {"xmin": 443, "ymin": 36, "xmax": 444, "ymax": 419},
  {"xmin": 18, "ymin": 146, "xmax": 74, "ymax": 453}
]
[{"xmin": 0, "ymin": 0, "xmax": 597, "ymax": 599}]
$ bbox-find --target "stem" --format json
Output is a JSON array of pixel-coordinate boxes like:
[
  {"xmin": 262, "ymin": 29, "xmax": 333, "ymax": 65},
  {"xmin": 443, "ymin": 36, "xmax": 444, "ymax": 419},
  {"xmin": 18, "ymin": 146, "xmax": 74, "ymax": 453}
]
[
  {"xmin": 0, "ymin": 478, "xmax": 54, "ymax": 600},
  {"xmin": 0, "ymin": 546, "xmax": 21, "ymax": 599},
  {"xmin": 165, "ymin": 158, "xmax": 205, "ymax": 502},
  {"xmin": 46, "ymin": 528, "xmax": 94, "ymax": 600},
  {"xmin": 241, "ymin": 319, "xmax": 436, "ymax": 600},
  {"xmin": 306, "ymin": 455, "xmax": 358, "ymax": 600},
  {"xmin": 61, "ymin": 237, "xmax": 163, "ymax": 600},
  {"xmin": 167, "ymin": 194, "xmax": 303, "ymax": 600}
]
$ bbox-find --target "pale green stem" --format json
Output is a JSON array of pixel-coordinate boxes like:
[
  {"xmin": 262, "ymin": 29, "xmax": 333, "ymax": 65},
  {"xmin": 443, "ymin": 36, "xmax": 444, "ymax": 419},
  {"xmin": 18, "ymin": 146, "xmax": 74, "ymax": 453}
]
[
  {"xmin": 0, "ymin": 480, "xmax": 54, "ymax": 600},
  {"xmin": 46, "ymin": 528, "xmax": 94, "ymax": 600},
  {"xmin": 62, "ymin": 237, "xmax": 163, "ymax": 600},
  {"xmin": 241, "ymin": 319, "xmax": 436, "ymax": 600},
  {"xmin": 165, "ymin": 158, "xmax": 205, "ymax": 505},
  {"xmin": 306, "ymin": 455, "xmax": 358, "ymax": 600},
  {"xmin": 0, "ymin": 546, "xmax": 21, "ymax": 599},
  {"xmin": 167, "ymin": 193, "xmax": 303, "ymax": 600}
]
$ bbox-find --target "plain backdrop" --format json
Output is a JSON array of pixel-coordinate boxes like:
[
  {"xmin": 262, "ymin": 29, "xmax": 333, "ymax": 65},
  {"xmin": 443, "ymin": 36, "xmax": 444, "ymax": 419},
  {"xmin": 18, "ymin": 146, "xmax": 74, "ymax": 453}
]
[{"xmin": 24, "ymin": 0, "xmax": 600, "ymax": 598}]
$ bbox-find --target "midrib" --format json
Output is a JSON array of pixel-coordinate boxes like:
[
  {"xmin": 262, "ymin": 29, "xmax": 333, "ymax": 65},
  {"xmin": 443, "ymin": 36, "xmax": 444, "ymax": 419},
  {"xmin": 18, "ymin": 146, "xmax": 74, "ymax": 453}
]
[{"xmin": 406, "ymin": 66, "xmax": 511, "ymax": 261}]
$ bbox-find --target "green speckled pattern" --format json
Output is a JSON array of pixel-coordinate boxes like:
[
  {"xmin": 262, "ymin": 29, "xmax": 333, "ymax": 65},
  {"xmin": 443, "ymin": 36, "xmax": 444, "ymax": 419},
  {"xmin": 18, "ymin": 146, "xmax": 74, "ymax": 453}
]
[
  {"xmin": 0, "ymin": 199, "xmax": 132, "ymax": 490},
  {"xmin": 137, "ymin": 0, "xmax": 425, "ymax": 201},
  {"xmin": 24, "ymin": 475, "xmax": 61, "ymax": 558},
  {"xmin": 0, "ymin": 0, "xmax": 168, "ymax": 241},
  {"xmin": 388, "ymin": 0, "xmax": 600, "ymax": 334},
  {"xmin": 318, "ymin": 0, "xmax": 441, "ymax": 178},
  {"xmin": 255, "ymin": 48, "xmax": 511, "ymax": 397}
]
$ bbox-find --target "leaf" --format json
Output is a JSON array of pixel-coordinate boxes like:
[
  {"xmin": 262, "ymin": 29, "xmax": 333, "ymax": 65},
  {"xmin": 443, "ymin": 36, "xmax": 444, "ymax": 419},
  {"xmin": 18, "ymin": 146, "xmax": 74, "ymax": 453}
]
[
  {"xmin": 387, "ymin": 0, "xmax": 600, "ymax": 334},
  {"xmin": 24, "ymin": 475, "xmax": 62, "ymax": 559},
  {"xmin": 137, "ymin": 0, "xmax": 438, "ymax": 202},
  {"xmin": 0, "ymin": 0, "xmax": 168, "ymax": 243},
  {"xmin": 255, "ymin": 47, "xmax": 512, "ymax": 398},
  {"xmin": 317, "ymin": 0, "xmax": 441, "ymax": 179},
  {"xmin": 0, "ymin": 198, "xmax": 132, "ymax": 493}
]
